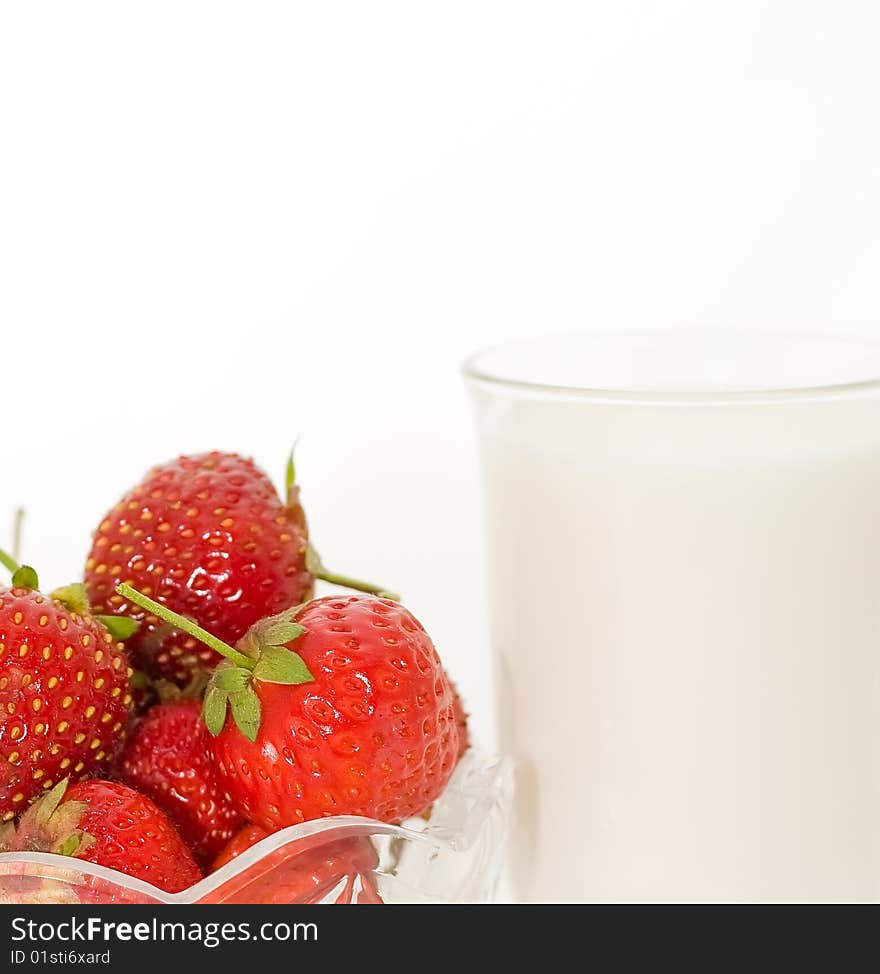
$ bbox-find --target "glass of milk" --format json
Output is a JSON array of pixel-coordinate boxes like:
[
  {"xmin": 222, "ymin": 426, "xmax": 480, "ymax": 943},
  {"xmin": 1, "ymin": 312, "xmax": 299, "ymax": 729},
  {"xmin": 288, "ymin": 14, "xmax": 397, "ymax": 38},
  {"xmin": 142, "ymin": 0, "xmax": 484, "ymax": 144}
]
[{"xmin": 464, "ymin": 332, "xmax": 880, "ymax": 903}]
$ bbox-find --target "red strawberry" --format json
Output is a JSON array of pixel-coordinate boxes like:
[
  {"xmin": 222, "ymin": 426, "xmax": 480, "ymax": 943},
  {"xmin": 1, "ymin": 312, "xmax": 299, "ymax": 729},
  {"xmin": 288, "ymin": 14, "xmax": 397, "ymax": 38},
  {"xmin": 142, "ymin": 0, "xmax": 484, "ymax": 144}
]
[
  {"xmin": 118, "ymin": 585, "xmax": 460, "ymax": 831},
  {"xmin": 0, "ymin": 778, "xmax": 202, "ymax": 895},
  {"xmin": 211, "ymin": 823, "xmax": 269, "ymax": 870},
  {"xmin": 0, "ymin": 568, "xmax": 133, "ymax": 820},
  {"xmin": 85, "ymin": 451, "xmax": 394, "ymax": 687},
  {"xmin": 206, "ymin": 826, "xmax": 381, "ymax": 904},
  {"xmin": 85, "ymin": 452, "xmax": 311, "ymax": 686},
  {"xmin": 115, "ymin": 698, "xmax": 243, "ymax": 868}
]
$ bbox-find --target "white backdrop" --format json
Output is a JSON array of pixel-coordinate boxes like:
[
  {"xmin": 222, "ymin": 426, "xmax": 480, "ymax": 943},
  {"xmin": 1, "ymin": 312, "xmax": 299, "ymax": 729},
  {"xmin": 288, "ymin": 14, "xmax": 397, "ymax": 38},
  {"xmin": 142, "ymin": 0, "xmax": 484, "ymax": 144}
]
[{"xmin": 3, "ymin": 1, "xmax": 880, "ymax": 745}]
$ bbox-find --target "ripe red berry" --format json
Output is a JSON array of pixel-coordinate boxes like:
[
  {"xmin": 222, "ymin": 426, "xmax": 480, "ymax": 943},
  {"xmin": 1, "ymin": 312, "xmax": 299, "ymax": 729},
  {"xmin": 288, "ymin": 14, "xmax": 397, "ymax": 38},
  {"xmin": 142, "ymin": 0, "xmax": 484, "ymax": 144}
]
[
  {"xmin": 211, "ymin": 823, "xmax": 269, "ymax": 870},
  {"xmin": 207, "ymin": 825, "xmax": 381, "ymax": 904},
  {"xmin": 0, "ymin": 778, "xmax": 202, "ymax": 895},
  {"xmin": 86, "ymin": 451, "xmax": 394, "ymax": 687},
  {"xmin": 115, "ymin": 699, "xmax": 243, "ymax": 868},
  {"xmin": 0, "ymin": 581, "xmax": 132, "ymax": 820},
  {"xmin": 85, "ymin": 452, "xmax": 313, "ymax": 686},
  {"xmin": 211, "ymin": 596, "xmax": 460, "ymax": 829},
  {"xmin": 117, "ymin": 585, "xmax": 461, "ymax": 832}
]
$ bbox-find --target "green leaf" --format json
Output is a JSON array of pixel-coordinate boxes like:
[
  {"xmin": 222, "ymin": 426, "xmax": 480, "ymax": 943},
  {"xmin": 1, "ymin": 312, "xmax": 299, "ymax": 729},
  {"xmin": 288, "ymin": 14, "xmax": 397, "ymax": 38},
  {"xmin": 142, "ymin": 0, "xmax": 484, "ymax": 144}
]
[
  {"xmin": 230, "ymin": 686, "xmax": 261, "ymax": 743},
  {"xmin": 57, "ymin": 831, "xmax": 82, "ymax": 857},
  {"xmin": 12, "ymin": 565, "xmax": 39, "ymax": 591},
  {"xmin": 262, "ymin": 620, "xmax": 306, "ymax": 646},
  {"xmin": 49, "ymin": 582, "xmax": 89, "ymax": 614},
  {"xmin": 285, "ymin": 447, "xmax": 296, "ymax": 492},
  {"xmin": 214, "ymin": 665, "xmax": 252, "ymax": 694},
  {"xmin": 284, "ymin": 439, "xmax": 302, "ymax": 507},
  {"xmin": 253, "ymin": 645, "xmax": 314, "ymax": 686},
  {"xmin": 75, "ymin": 832, "xmax": 95, "ymax": 857},
  {"xmin": 202, "ymin": 685, "xmax": 229, "ymax": 737},
  {"xmin": 238, "ymin": 605, "xmax": 307, "ymax": 659},
  {"xmin": 57, "ymin": 830, "xmax": 95, "ymax": 859},
  {"xmin": 236, "ymin": 631, "xmax": 260, "ymax": 660},
  {"xmin": 50, "ymin": 802, "xmax": 88, "ymax": 837},
  {"xmin": 35, "ymin": 779, "xmax": 70, "ymax": 829},
  {"xmin": 95, "ymin": 614, "xmax": 139, "ymax": 641}
]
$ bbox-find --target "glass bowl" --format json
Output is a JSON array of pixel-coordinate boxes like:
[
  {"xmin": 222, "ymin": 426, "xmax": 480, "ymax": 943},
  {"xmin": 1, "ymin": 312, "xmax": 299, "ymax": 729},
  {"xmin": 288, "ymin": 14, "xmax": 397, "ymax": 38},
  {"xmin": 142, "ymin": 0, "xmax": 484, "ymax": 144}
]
[{"xmin": 0, "ymin": 751, "xmax": 512, "ymax": 904}]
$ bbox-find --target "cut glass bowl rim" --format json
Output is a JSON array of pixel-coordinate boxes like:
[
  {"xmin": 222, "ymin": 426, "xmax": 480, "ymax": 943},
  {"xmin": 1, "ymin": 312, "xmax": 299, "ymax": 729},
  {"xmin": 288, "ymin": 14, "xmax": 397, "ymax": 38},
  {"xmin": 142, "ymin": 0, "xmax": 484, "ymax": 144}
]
[{"xmin": 0, "ymin": 750, "xmax": 512, "ymax": 904}]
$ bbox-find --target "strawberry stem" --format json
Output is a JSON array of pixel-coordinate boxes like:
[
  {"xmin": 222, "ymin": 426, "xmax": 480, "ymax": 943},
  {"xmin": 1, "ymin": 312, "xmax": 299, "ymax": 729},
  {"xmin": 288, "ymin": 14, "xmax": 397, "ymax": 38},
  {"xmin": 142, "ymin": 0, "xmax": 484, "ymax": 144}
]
[
  {"xmin": 313, "ymin": 566, "xmax": 400, "ymax": 601},
  {"xmin": 11, "ymin": 508, "xmax": 24, "ymax": 563},
  {"xmin": 306, "ymin": 545, "xmax": 399, "ymax": 601},
  {"xmin": 115, "ymin": 582, "xmax": 256, "ymax": 669},
  {"xmin": 286, "ymin": 449, "xmax": 397, "ymax": 600},
  {"xmin": 0, "ymin": 546, "xmax": 20, "ymax": 575}
]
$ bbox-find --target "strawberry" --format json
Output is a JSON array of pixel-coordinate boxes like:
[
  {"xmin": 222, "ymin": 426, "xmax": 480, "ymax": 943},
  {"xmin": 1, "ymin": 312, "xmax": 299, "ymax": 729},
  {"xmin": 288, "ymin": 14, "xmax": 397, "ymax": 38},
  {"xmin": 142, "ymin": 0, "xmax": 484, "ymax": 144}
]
[
  {"xmin": 85, "ymin": 452, "xmax": 311, "ymax": 686},
  {"xmin": 115, "ymin": 698, "xmax": 243, "ymax": 868},
  {"xmin": 206, "ymin": 825, "xmax": 381, "ymax": 904},
  {"xmin": 0, "ymin": 778, "xmax": 201, "ymax": 894},
  {"xmin": 211, "ymin": 822, "xmax": 270, "ymax": 870},
  {"xmin": 85, "ymin": 451, "xmax": 394, "ymax": 687},
  {"xmin": 0, "ymin": 564, "xmax": 133, "ymax": 820},
  {"xmin": 118, "ymin": 585, "xmax": 461, "ymax": 831}
]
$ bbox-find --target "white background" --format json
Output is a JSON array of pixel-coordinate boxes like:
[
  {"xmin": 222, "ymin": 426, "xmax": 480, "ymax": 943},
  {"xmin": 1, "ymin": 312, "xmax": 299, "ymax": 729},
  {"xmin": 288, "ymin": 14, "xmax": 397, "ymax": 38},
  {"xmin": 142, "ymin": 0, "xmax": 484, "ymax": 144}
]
[{"xmin": 3, "ymin": 1, "xmax": 880, "ymax": 745}]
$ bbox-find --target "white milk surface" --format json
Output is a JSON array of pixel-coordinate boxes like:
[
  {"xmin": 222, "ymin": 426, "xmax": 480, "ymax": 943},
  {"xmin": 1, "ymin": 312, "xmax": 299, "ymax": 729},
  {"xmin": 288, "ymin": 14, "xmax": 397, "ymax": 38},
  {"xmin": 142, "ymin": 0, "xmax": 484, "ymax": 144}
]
[{"xmin": 476, "ymin": 392, "xmax": 880, "ymax": 902}]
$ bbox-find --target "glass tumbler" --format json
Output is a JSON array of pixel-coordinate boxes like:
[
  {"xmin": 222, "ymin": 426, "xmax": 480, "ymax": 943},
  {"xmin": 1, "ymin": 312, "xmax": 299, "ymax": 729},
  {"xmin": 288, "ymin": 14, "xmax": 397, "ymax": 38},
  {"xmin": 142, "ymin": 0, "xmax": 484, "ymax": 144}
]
[{"xmin": 464, "ymin": 332, "xmax": 880, "ymax": 903}]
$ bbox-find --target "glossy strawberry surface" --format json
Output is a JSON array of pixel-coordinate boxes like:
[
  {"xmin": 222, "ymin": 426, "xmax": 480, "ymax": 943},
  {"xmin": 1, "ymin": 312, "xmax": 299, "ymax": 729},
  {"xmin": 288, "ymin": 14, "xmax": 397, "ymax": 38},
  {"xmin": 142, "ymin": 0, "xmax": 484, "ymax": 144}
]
[
  {"xmin": 85, "ymin": 452, "xmax": 312, "ymax": 686},
  {"xmin": 210, "ymin": 595, "xmax": 460, "ymax": 830},
  {"xmin": 65, "ymin": 779, "xmax": 202, "ymax": 893},
  {"xmin": 0, "ymin": 778, "xmax": 202, "ymax": 896},
  {"xmin": 211, "ymin": 822, "xmax": 269, "ymax": 870},
  {"xmin": 0, "ymin": 587, "xmax": 132, "ymax": 819},
  {"xmin": 116, "ymin": 699, "xmax": 243, "ymax": 868}
]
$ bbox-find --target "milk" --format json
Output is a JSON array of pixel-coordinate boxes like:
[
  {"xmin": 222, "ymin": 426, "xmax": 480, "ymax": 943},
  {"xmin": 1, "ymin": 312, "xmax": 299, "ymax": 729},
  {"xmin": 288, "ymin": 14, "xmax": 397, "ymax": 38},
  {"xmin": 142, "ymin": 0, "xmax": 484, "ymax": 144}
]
[{"xmin": 470, "ymin": 378, "xmax": 880, "ymax": 902}]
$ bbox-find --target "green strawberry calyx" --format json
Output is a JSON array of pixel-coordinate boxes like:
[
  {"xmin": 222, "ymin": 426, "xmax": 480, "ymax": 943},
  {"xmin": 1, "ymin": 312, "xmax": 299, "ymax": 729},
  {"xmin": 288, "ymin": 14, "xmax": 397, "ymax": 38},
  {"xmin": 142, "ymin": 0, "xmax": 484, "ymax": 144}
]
[
  {"xmin": 0, "ymin": 546, "xmax": 40, "ymax": 591},
  {"xmin": 116, "ymin": 582, "xmax": 315, "ymax": 744},
  {"xmin": 93, "ymin": 614, "xmax": 140, "ymax": 641},
  {"xmin": 12, "ymin": 565, "xmax": 39, "ymax": 590},
  {"xmin": 0, "ymin": 779, "xmax": 95, "ymax": 859}
]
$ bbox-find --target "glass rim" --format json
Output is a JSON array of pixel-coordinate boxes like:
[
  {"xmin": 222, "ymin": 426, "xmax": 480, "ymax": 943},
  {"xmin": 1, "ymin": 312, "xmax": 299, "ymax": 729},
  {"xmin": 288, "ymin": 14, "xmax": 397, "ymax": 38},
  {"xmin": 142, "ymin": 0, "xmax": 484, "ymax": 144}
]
[{"xmin": 461, "ymin": 330, "xmax": 880, "ymax": 405}]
